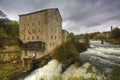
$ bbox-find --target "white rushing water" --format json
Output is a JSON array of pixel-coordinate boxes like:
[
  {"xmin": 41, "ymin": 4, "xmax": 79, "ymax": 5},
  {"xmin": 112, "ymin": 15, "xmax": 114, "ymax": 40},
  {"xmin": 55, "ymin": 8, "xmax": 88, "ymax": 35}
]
[
  {"xmin": 24, "ymin": 59, "xmax": 101, "ymax": 80},
  {"xmin": 80, "ymin": 40, "xmax": 120, "ymax": 69},
  {"xmin": 24, "ymin": 40, "xmax": 120, "ymax": 80},
  {"xmin": 24, "ymin": 60, "xmax": 62, "ymax": 80}
]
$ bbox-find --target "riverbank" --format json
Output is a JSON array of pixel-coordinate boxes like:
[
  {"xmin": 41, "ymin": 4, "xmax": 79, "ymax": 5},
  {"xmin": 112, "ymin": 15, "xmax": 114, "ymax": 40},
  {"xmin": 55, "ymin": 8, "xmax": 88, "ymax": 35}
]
[
  {"xmin": 0, "ymin": 61, "xmax": 24, "ymax": 80},
  {"xmin": 107, "ymin": 39, "xmax": 120, "ymax": 45}
]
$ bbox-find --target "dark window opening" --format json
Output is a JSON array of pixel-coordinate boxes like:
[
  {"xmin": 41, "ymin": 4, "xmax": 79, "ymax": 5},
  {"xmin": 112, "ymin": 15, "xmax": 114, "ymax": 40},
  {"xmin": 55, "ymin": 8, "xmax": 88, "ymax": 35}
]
[
  {"xmin": 51, "ymin": 36, "xmax": 53, "ymax": 39},
  {"xmin": 37, "ymin": 36, "xmax": 39, "ymax": 40},
  {"xmin": 55, "ymin": 36, "xmax": 56, "ymax": 39},
  {"xmin": 38, "ymin": 22, "xmax": 40, "ymax": 25},
  {"xmin": 23, "ymin": 41, "xmax": 45, "ymax": 51},
  {"xmin": 28, "ymin": 37, "xmax": 29, "ymax": 40},
  {"xmin": 32, "ymin": 36, "xmax": 34, "ymax": 40}
]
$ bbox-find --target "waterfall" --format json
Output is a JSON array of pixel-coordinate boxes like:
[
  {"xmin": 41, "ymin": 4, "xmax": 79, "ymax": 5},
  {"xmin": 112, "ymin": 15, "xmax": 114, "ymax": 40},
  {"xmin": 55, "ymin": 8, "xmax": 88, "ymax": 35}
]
[
  {"xmin": 24, "ymin": 40, "xmax": 120, "ymax": 80},
  {"xmin": 24, "ymin": 60, "xmax": 101, "ymax": 80},
  {"xmin": 24, "ymin": 59, "xmax": 62, "ymax": 80}
]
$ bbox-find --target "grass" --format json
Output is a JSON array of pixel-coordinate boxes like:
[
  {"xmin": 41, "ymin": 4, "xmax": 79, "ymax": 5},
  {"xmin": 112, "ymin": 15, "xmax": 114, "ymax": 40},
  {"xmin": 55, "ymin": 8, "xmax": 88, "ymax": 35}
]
[
  {"xmin": 0, "ymin": 61, "xmax": 24, "ymax": 80},
  {"xmin": 107, "ymin": 39, "xmax": 120, "ymax": 45}
]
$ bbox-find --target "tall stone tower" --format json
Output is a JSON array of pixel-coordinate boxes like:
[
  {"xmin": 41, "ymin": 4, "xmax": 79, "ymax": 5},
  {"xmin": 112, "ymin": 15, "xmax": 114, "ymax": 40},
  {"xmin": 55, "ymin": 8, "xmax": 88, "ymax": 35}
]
[
  {"xmin": 19, "ymin": 8, "xmax": 63, "ymax": 59},
  {"xmin": 111, "ymin": 26, "xmax": 113, "ymax": 31}
]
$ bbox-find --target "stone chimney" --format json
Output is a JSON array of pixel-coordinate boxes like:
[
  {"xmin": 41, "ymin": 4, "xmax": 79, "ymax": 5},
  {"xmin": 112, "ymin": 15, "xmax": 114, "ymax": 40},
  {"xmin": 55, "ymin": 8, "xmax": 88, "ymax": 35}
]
[{"xmin": 111, "ymin": 26, "xmax": 113, "ymax": 31}]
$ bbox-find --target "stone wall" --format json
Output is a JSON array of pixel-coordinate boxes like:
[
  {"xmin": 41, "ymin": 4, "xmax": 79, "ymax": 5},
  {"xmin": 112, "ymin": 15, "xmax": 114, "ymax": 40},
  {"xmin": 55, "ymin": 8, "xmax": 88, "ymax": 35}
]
[
  {"xmin": 19, "ymin": 8, "xmax": 63, "ymax": 59},
  {"xmin": 62, "ymin": 30, "xmax": 69, "ymax": 42},
  {"xmin": 19, "ymin": 11, "xmax": 46, "ymax": 43},
  {"xmin": 0, "ymin": 51, "xmax": 21, "ymax": 63},
  {"xmin": 46, "ymin": 9, "xmax": 62, "ymax": 52},
  {"xmin": 21, "ymin": 50, "xmax": 47, "ymax": 60},
  {"xmin": 0, "ymin": 45, "xmax": 21, "ymax": 63}
]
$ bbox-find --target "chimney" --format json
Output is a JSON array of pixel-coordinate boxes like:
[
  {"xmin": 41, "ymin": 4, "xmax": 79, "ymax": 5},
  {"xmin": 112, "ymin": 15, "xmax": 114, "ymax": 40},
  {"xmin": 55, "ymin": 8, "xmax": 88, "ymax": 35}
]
[{"xmin": 111, "ymin": 26, "xmax": 113, "ymax": 31}]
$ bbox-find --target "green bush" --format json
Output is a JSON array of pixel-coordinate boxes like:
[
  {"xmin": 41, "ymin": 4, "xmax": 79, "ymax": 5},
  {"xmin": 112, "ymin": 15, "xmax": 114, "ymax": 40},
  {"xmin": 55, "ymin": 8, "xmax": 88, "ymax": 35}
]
[
  {"xmin": 74, "ymin": 42, "xmax": 87, "ymax": 53},
  {"xmin": 51, "ymin": 40, "xmax": 79, "ymax": 62},
  {"xmin": 109, "ymin": 66, "xmax": 120, "ymax": 80},
  {"xmin": 38, "ymin": 60, "xmax": 48, "ymax": 68},
  {"xmin": 0, "ymin": 40, "xmax": 3, "ymax": 48}
]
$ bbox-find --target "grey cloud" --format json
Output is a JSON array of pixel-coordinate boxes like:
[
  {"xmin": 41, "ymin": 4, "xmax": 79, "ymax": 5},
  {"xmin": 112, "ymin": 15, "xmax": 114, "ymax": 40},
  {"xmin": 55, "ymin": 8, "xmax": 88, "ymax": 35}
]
[{"xmin": 0, "ymin": 0, "xmax": 120, "ymax": 34}]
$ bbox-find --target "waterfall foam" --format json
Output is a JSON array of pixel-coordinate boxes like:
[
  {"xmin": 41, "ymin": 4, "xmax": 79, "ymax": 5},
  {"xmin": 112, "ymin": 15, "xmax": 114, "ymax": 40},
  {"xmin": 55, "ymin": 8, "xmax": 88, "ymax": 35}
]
[
  {"xmin": 80, "ymin": 40, "xmax": 120, "ymax": 69},
  {"xmin": 24, "ymin": 60, "xmax": 101, "ymax": 80},
  {"xmin": 24, "ymin": 40, "xmax": 120, "ymax": 80},
  {"xmin": 24, "ymin": 59, "xmax": 62, "ymax": 80}
]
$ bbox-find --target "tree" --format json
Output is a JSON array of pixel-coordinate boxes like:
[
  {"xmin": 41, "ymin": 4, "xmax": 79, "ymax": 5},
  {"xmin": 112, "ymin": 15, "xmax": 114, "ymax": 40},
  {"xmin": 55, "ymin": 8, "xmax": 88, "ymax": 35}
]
[
  {"xmin": 84, "ymin": 34, "xmax": 90, "ymax": 48},
  {"xmin": 0, "ymin": 10, "xmax": 19, "ymax": 38},
  {"xmin": 109, "ymin": 66, "xmax": 120, "ymax": 80},
  {"xmin": 0, "ymin": 10, "xmax": 7, "ymax": 17},
  {"xmin": 69, "ymin": 32, "xmax": 76, "ymax": 42},
  {"xmin": 5, "ymin": 21, "xmax": 19, "ymax": 38},
  {"xmin": 51, "ymin": 40, "xmax": 79, "ymax": 62},
  {"xmin": 69, "ymin": 32, "xmax": 87, "ymax": 53},
  {"xmin": 0, "ymin": 18, "xmax": 19, "ymax": 38},
  {"xmin": 110, "ymin": 27, "xmax": 120, "ymax": 39}
]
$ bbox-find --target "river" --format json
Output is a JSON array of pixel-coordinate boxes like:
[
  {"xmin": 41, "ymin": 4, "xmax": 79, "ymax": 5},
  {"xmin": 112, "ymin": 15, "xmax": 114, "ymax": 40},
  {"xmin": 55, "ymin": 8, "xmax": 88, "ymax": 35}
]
[
  {"xmin": 24, "ymin": 40, "xmax": 120, "ymax": 80},
  {"xmin": 80, "ymin": 40, "xmax": 120, "ymax": 70}
]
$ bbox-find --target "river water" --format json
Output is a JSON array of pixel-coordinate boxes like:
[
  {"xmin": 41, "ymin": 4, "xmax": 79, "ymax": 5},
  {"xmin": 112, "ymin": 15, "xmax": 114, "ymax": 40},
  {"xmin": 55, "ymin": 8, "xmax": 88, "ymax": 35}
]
[
  {"xmin": 80, "ymin": 40, "xmax": 120, "ymax": 70},
  {"xmin": 24, "ymin": 40, "xmax": 120, "ymax": 80}
]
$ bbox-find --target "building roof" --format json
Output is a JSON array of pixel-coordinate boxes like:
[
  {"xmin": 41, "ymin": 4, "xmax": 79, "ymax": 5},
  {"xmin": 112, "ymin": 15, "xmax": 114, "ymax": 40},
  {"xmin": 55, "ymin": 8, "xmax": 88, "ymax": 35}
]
[
  {"xmin": 62, "ymin": 29, "xmax": 69, "ymax": 34},
  {"xmin": 19, "ymin": 8, "xmax": 62, "ymax": 21}
]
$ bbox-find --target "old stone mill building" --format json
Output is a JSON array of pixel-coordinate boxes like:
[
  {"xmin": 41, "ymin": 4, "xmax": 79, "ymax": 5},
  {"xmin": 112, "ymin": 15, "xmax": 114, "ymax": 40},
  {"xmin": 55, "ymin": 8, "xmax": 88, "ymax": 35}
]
[{"xmin": 19, "ymin": 8, "xmax": 69, "ymax": 62}]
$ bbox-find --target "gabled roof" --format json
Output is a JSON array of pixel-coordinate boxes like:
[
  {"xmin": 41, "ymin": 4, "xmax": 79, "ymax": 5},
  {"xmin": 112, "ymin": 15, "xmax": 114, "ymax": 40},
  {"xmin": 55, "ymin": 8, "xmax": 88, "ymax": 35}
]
[{"xmin": 19, "ymin": 8, "xmax": 62, "ymax": 21}]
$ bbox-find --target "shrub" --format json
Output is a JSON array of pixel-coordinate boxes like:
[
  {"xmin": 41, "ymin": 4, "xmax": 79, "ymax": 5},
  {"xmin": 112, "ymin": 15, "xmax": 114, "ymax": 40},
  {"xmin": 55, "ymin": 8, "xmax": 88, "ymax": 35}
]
[
  {"xmin": 74, "ymin": 61, "xmax": 80, "ymax": 68},
  {"xmin": 0, "ymin": 40, "xmax": 3, "ymax": 48},
  {"xmin": 84, "ymin": 34, "xmax": 90, "ymax": 48},
  {"xmin": 38, "ymin": 60, "xmax": 48, "ymax": 68},
  {"xmin": 109, "ymin": 66, "xmax": 120, "ymax": 80},
  {"xmin": 51, "ymin": 40, "xmax": 79, "ymax": 62},
  {"xmin": 74, "ymin": 42, "xmax": 87, "ymax": 53}
]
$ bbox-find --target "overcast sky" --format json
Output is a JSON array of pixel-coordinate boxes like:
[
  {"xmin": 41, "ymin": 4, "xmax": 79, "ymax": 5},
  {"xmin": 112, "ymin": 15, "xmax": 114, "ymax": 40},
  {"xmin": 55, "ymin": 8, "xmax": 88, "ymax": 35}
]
[{"xmin": 0, "ymin": 0, "xmax": 120, "ymax": 34}]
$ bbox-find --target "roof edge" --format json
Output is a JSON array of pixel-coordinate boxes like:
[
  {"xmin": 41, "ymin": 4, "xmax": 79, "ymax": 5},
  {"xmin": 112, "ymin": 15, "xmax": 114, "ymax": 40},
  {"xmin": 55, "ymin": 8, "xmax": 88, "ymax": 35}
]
[{"xmin": 19, "ymin": 8, "xmax": 62, "ymax": 21}]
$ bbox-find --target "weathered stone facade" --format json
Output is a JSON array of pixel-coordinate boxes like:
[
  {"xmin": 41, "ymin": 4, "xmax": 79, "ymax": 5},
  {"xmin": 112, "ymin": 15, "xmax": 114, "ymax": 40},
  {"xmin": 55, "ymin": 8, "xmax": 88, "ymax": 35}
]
[
  {"xmin": 19, "ymin": 8, "xmax": 68, "ymax": 59},
  {"xmin": 62, "ymin": 30, "xmax": 69, "ymax": 42},
  {"xmin": 0, "ymin": 45, "xmax": 21, "ymax": 63}
]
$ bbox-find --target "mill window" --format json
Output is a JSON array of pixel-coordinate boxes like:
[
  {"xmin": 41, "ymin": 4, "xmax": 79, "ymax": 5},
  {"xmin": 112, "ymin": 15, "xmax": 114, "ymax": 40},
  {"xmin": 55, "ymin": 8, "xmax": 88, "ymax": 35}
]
[
  {"xmin": 28, "ymin": 37, "xmax": 29, "ymax": 40},
  {"xmin": 55, "ymin": 36, "xmax": 56, "ymax": 39},
  {"xmin": 32, "ymin": 36, "xmax": 34, "ymax": 40},
  {"xmin": 38, "ymin": 22, "xmax": 40, "ymax": 25},
  {"xmin": 51, "ymin": 36, "xmax": 53, "ymax": 39},
  {"xmin": 37, "ymin": 36, "xmax": 39, "ymax": 40}
]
